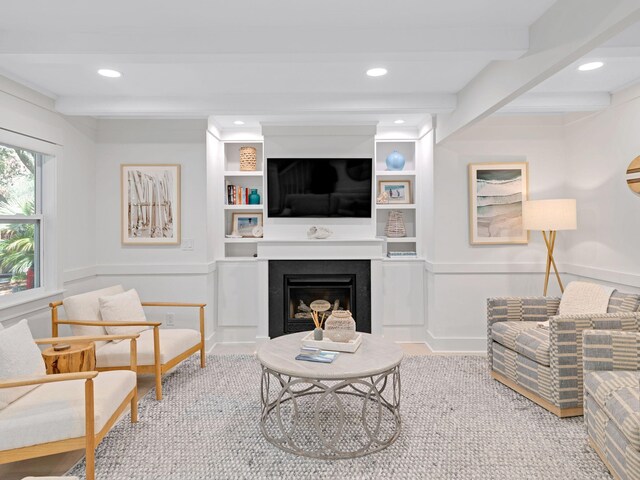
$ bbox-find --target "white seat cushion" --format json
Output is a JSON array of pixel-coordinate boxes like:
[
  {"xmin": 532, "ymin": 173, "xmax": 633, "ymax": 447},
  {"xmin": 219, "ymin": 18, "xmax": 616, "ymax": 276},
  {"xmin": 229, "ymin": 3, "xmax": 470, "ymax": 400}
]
[
  {"xmin": 96, "ymin": 328, "xmax": 200, "ymax": 368},
  {"xmin": 0, "ymin": 370, "xmax": 135, "ymax": 451},
  {"xmin": 63, "ymin": 285, "xmax": 124, "ymax": 348}
]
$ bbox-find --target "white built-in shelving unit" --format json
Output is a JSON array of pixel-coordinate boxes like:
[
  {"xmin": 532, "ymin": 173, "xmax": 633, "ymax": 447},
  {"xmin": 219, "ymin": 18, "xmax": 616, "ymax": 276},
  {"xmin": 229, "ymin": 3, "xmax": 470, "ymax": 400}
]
[
  {"xmin": 221, "ymin": 140, "xmax": 265, "ymax": 258},
  {"xmin": 374, "ymin": 139, "xmax": 420, "ymax": 259}
]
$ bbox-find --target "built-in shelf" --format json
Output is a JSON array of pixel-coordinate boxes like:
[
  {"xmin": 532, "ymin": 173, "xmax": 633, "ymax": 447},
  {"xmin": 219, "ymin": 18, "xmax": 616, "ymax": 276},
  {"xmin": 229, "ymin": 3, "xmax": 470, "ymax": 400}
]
[
  {"xmin": 224, "ymin": 237, "xmax": 262, "ymax": 243},
  {"xmin": 385, "ymin": 237, "xmax": 417, "ymax": 243},
  {"xmin": 223, "ymin": 171, "xmax": 263, "ymax": 177},
  {"xmin": 223, "ymin": 204, "xmax": 264, "ymax": 210},
  {"xmin": 375, "ymin": 204, "xmax": 416, "ymax": 209},
  {"xmin": 383, "ymin": 256, "xmax": 423, "ymax": 262},
  {"xmin": 376, "ymin": 170, "xmax": 417, "ymax": 176}
]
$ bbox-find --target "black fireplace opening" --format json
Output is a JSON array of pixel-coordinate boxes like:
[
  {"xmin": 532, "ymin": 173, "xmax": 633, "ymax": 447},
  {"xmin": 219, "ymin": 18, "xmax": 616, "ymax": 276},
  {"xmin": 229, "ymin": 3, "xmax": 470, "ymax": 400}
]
[{"xmin": 269, "ymin": 260, "xmax": 371, "ymax": 338}]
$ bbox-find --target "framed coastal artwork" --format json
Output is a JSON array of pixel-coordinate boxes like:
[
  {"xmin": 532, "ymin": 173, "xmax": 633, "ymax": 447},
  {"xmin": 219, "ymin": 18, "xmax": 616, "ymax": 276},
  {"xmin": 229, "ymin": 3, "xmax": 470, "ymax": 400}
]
[
  {"xmin": 378, "ymin": 180, "xmax": 412, "ymax": 204},
  {"xmin": 468, "ymin": 162, "xmax": 528, "ymax": 245},
  {"xmin": 232, "ymin": 212, "xmax": 263, "ymax": 237},
  {"xmin": 121, "ymin": 164, "xmax": 181, "ymax": 245}
]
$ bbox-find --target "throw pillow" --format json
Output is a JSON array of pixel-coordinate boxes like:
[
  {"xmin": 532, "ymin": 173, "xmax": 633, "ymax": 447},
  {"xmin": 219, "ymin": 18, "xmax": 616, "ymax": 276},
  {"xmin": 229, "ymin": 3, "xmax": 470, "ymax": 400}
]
[
  {"xmin": 99, "ymin": 289, "xmax": 149, "ymax": 343},
  {"xmin": 0, "ymin": 319, "xmax": 47, "ymax": 410}
]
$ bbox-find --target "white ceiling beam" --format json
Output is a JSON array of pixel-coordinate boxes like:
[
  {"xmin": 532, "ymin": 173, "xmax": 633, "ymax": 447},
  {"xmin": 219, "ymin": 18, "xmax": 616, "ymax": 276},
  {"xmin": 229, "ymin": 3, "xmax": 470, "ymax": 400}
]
[
  {"xmin": 0, "ymin": 27, "xmax": 528, "ymax": 55},
  {"xmin": 55, "ymin": 93, "xmax": 457, "ymax": 118},
  {"xmin": 498, "ymin": 92, "xmax": 611, "ymax": 114},
  {"xmin": 436, "ymin": 0, "xmax": 640, "ymax": 143}
]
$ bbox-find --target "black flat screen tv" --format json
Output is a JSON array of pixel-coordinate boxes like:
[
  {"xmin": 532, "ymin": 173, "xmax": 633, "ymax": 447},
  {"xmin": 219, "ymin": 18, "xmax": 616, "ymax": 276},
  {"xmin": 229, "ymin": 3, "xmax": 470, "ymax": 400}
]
[{"xmin": 267, "ymin": 158, "xmax": 372, "ymax": 218}]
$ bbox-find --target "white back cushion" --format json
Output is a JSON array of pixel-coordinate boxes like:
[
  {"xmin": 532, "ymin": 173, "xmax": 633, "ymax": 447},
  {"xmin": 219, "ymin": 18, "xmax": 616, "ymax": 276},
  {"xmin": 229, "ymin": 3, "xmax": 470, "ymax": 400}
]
[
  {"xmin": 63, "ymin": 285, "xmax": 124, "ymax": 346},
  {"xmin": 99, "ymin": 289, "xmax": 149, "ymax": 343},
  {"xmin": 0, "ymin": 319, "xmax": 46, "ymax": 410}
]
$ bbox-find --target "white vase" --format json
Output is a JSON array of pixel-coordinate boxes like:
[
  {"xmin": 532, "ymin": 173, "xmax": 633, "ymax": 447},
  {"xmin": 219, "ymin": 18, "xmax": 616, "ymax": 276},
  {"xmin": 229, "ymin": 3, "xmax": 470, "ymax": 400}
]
[{"xmin": 324, "ymin": 310, "xmax": 356, "ymax": 343}]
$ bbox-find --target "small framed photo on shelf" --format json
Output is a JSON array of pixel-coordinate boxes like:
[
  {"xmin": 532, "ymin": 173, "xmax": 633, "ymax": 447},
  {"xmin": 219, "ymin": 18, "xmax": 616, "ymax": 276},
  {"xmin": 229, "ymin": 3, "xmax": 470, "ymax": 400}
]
[
  {"xmin": 378, "ymin": 180, "xmax": 411, "ymax": 204},
  {"xmin": 232, "ymin": 212, "xmax": 263, "ymax": 237}
]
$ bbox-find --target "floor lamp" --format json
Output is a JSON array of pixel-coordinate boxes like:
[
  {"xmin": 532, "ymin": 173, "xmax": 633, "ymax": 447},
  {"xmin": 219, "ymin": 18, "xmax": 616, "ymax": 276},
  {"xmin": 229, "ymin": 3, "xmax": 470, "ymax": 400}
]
[{"xmin": 523, "ymin": 199, "xmax": 577, "ymax": 296}]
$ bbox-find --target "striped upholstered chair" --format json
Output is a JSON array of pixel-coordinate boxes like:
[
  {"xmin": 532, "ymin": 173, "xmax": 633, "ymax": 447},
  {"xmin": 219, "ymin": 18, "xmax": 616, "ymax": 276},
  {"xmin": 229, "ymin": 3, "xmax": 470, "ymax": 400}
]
[
  {"xmin": 487, "ymin": 291, "xmax": 640, "ymax": 417},
  {"xmin": 583, "ymin": 330, "xmax": 639, "ymax": 480}
]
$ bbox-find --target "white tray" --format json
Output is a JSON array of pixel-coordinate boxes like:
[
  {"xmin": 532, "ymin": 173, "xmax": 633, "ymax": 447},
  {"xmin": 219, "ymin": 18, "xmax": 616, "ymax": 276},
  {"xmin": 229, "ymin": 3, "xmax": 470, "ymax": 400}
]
[{"xmin": 301, "ymin": 332, "xmax": 362, "ymax": 353}]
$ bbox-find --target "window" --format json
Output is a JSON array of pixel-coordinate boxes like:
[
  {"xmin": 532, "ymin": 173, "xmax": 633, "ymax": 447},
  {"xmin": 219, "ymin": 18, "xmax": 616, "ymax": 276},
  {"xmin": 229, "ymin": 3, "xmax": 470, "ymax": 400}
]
[{"xmin": 0, "ymin": 144, "xmax": 42, "ymax": 296}]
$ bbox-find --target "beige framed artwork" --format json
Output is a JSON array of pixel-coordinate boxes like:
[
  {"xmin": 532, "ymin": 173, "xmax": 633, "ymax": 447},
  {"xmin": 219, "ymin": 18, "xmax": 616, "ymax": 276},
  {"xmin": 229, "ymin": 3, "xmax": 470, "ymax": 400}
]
[
  {"xmin": 121, "ymin": 164, "xmax": 181, "ymax": 245},
  {"xmin": 468, "ymin": 162, "xmax": 528, "ymax": 245},
  {"xmin": 378, "ymin": 180, "xmax": 412, "ymax": 204}
]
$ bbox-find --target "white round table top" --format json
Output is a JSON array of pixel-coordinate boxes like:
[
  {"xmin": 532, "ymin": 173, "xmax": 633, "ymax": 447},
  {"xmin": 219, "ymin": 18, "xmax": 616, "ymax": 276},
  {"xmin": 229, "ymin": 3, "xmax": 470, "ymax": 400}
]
[{"xmin": 257, "ymin": 332, "xmax": 403, "ymax": 380}]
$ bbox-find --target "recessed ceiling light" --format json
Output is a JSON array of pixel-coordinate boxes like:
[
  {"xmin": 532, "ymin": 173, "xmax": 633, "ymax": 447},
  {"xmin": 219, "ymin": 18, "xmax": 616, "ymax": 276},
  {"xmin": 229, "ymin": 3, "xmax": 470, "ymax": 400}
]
[
  {"xmin": 97, "ymin": 69, "xmax": 122, "ymax": 78},
  {"xmin": 394, "ymin": 119, "xmax": 405, "ymax": 124},
  {"xmin": 233, "ymin": 120, "xmax": 245, "ymax": 126},
  {"xmin": 366, "ymin": 67, "xmax": 387, "ymax": 77},
  {"xmin": 578, "ymin": 61, "xmax": 604, "ymax": 72}
]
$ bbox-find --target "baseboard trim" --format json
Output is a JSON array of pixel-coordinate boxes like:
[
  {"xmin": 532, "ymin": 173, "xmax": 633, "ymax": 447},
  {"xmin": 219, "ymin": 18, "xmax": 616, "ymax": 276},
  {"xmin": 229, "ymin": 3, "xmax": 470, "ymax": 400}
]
[{"xmin": 425, "ymin": 330, "xmax": 486, "ymax": 353}]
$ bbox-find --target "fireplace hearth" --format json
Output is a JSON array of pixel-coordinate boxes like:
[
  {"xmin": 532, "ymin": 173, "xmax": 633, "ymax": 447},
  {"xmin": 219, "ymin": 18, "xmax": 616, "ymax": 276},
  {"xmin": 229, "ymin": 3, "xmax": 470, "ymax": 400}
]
[{"xmin": 269, "ymin": 260, "xmax": 371, "ymax": 338}]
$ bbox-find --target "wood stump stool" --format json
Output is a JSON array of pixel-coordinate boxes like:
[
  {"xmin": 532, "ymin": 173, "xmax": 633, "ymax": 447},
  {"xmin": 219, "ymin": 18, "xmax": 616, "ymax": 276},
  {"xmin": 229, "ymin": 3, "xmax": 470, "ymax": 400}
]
[{"xmin": 42, "ymin": 342, "xmax": 96, "ymax": 374}]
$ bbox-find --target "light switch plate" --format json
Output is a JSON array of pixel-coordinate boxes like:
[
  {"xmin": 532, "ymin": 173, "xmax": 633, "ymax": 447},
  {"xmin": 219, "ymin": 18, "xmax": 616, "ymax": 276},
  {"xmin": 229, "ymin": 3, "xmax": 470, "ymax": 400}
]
[{"xmin": 182, "ymin": 239, "xmax": 194, "ymax": 251}]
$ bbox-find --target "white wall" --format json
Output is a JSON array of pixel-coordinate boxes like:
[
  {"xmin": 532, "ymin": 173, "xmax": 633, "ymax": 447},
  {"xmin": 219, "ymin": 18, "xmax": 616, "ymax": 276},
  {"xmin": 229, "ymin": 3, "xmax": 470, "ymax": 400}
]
[
  {"xmin": 428, "ymin": 116, "xmax": 568, "ymax": 351},
  {"xmin": 563, "ymin": 85, "xmax": 640, "ymax": 291},
  {"xmin": 0, "ymin": 76, "xmax": 98, "ymax": 338},
  {"xmin": 94, "ymin": 120, "xmax": 215, "ymax": 343}
]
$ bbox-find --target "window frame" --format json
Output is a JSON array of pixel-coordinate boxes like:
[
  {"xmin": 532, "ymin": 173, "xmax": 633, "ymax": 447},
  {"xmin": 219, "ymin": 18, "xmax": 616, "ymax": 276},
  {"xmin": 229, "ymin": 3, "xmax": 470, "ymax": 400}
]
[{"xmin": 0, "ymin": 128, "xmax": 60, "ymax": 308}]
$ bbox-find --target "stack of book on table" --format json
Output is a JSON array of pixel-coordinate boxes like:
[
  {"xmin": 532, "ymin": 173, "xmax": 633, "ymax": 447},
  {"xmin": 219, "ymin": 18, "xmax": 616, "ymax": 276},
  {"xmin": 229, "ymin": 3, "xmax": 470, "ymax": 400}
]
[{"xmin": 295, "ymin": 346, "xmax": 339, "ymax": 363}]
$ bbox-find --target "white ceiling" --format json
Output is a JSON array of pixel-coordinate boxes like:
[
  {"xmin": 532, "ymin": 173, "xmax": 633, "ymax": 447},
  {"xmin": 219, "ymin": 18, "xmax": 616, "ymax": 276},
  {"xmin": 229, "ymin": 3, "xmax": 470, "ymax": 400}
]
[{"xmin": 0, "ymin": 1, "xmax": 638, "ymax": 125}]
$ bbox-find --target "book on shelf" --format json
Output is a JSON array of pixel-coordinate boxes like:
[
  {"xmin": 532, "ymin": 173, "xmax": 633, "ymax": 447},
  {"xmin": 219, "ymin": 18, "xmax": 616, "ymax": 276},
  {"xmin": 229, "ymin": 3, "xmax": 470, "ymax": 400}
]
[
  {"xmin": 225, "ymin": 183, "xmax": 253, "ymax": 205},
  {"xmin": 295, "ymin": 346, "xmax": 339, "ymax": 364},
  {"xmin": 387, "ymin": 251, "xmax": 417, "ymax": 257}
]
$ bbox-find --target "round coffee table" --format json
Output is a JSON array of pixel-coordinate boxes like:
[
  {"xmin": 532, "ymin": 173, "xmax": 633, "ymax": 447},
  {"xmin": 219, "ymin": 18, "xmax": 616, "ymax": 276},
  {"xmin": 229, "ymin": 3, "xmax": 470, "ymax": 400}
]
[{"xmin": 257, "ymin": 332, "xmax": 403, "ymax": 459}]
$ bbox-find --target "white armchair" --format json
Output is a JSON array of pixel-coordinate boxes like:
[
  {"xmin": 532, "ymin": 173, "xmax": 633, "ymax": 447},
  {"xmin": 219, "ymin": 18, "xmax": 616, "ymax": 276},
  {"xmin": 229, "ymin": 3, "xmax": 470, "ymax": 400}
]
[
  {"xmin": 0, "ymin": 333, "xmax": 139, "ymax": 480},
  {"xmin": 50, "ymin": 285, "xmax": 206, "ymax": 400}
]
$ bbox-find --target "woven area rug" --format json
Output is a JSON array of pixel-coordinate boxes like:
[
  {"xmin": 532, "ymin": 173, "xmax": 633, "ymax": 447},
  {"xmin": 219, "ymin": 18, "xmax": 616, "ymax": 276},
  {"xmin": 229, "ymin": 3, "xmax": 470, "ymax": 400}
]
[{"xmin": 69, "ymin": 355, "xmax": 611, "ymax": 479}]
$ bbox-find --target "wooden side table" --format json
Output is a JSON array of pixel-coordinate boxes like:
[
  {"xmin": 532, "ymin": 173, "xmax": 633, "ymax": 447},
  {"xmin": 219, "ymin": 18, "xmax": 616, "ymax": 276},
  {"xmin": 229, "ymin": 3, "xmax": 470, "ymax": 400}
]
[{"xmin": 42, "ymin": 342, "xmax": 96, "ymax": 374}]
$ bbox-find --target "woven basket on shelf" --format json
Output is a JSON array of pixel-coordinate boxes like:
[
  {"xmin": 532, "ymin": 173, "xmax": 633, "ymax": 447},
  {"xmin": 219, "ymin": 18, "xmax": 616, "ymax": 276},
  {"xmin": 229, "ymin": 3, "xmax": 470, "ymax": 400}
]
[
  {"xmin": 385, "ymin": 210, "xmax": 407, "ymax": 237},
  {"xmin": 239, "ymin": 146, "xmax": 257, "ymax": 171}
]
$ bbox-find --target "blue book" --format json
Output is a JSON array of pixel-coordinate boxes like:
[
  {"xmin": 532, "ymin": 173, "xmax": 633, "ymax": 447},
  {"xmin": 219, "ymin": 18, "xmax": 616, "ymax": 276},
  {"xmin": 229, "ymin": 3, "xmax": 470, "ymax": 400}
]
[{"xmin": 295, "ymin": 348, "xmax": 339, "ymax": 364}]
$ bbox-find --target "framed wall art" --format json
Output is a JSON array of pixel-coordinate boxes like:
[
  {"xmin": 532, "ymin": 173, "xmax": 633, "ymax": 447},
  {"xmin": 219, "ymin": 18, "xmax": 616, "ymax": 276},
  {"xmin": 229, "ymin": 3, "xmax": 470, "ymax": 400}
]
[
  {"xmin": 121, "ymin": 164, "xmax": 181, "ymax": 245},
  {"xmin": 232, "ymin": 212, "xmax": 263, "ymax": 238},
  {"xmin": 378, "ymin": 180, "xmax": 412, "ymax": 204},
  {"xmin": 468, "ymin": 162, "xmax": 528, "ymax": 245}
]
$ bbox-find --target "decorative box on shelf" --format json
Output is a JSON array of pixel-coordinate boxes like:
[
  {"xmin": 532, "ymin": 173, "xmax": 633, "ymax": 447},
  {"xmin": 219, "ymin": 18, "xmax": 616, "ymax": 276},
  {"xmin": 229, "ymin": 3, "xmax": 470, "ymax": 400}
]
[{"xmin": 301, "ymin": 332, "xmax": 362, "ymax": 353}]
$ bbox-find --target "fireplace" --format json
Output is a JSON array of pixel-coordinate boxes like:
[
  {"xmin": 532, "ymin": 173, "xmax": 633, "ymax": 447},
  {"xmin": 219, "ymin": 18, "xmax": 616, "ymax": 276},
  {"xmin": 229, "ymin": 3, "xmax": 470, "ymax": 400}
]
[{"xmin": 269, "ymin": 260, "xmax": 371, "ymax": 338}]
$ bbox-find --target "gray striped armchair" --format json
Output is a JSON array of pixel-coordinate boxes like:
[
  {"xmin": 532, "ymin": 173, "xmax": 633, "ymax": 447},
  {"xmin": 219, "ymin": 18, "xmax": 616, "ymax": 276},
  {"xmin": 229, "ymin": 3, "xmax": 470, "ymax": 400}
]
[
  {"xmin": 487, "ymin": 291, "xmax": 640, "ymax": 417},
  {"xmin": 583, "ymin": 330, "xmax": 639, "ymax": 480}
]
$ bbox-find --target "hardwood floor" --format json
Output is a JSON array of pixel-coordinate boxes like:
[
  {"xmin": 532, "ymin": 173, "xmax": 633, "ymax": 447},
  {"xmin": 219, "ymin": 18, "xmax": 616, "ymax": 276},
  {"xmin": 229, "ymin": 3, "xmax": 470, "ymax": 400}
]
[{"xmin": 0, "ymin": 342, "xmax": 432, "ymax": 479}]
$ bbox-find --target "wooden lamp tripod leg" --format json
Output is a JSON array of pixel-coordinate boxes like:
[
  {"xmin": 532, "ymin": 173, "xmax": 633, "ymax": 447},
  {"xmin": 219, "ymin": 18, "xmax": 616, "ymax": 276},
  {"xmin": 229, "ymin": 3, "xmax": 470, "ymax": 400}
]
[{"xmin": 542, "ymin": 230, "xmax": 564, "ymax": 296}]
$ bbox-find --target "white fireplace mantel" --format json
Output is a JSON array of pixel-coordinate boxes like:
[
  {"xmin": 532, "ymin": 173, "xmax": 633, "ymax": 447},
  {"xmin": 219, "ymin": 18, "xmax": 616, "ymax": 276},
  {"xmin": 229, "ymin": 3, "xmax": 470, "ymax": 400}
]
[{"xmin": 256, "ymin": 237, "xmax": 385, "ymax": 260}]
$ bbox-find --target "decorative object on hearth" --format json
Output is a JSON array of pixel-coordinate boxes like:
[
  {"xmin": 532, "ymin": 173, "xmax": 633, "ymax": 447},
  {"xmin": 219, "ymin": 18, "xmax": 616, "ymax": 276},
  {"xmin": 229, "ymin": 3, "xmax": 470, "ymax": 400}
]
[
  {"xmin": 385, "ymin": 210, "xmax": 406, "ymax": 237},
  {"xmin": 378, "ymin": 180, "xmax": 411, "ymax": 204},
  {"xmin": 307, "ymin": 226, "xmax": 333, "ymax": 239},
  {"xmin": 248, "ymin": 188, "xmax": 261, "ymax": 204},
  {"xmin": 232, "ymin": 212, "xmax": 263, "ymax": 237},
  {"xmin": 523, "ymin": 198, "xmax": 577, "ymax": 295},
  {"xmin": 239, "ymin": 146, "xmax": 257, "ymax": 171},
  {"xmin": 385, "ymin": 150, "xmax": 406, "ymax": 171},
  {"xmin": 468, "ymin": 162, "xmax": 528, "ymax": 245},
  {"xmin": 324, "ymin": 310, "xmax": 356, "ymax": 343},
  {"xmin": 376, "ymin": 190, "xmax": 389, "ymax": 204},
  {"xmin": 626, "ymin": 155, "xmax": 640, "ymax": 196}
]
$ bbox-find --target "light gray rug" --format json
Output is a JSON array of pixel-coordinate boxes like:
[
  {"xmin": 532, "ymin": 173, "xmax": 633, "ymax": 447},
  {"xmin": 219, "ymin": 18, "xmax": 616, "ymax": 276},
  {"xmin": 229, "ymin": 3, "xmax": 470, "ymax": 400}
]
[{"xmin": 69, "ymin": 355, "xmax": 611, "ymax": 479}]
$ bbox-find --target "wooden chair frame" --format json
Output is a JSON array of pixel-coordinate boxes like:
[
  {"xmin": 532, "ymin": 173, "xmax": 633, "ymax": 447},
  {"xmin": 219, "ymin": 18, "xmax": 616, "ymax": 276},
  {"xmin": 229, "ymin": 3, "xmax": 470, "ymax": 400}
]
[
  {"xmin": 0, "ymin": 334, "xmax": 139, "ymax": 480},
  {"xmin": 50, "ymin": 301, "xmax": 206, "ymax": 400}
]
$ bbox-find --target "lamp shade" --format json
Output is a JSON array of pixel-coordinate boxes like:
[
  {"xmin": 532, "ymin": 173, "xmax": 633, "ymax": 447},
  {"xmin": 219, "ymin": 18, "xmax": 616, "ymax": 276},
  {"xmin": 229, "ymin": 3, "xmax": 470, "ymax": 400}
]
[{"xmin": 522, "ymin": 199, "xmax": 577, "ymax": 231}]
